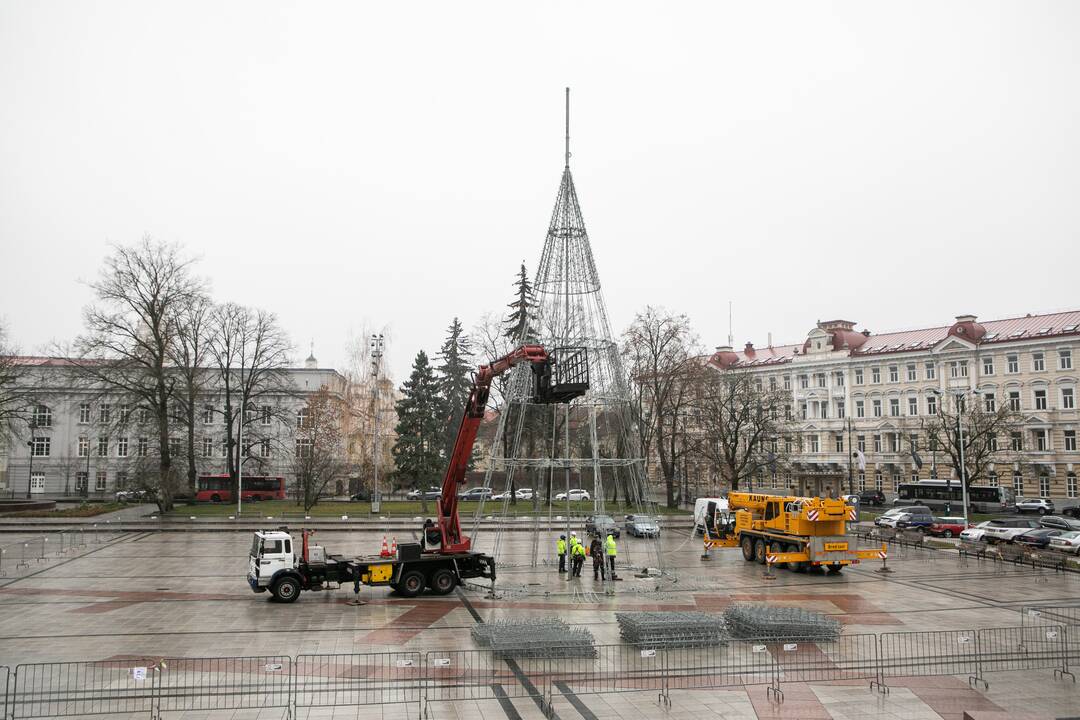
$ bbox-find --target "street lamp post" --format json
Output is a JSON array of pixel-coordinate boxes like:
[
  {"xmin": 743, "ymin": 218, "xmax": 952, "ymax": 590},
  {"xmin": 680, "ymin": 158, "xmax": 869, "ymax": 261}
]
[
  {"xmin": 26, "ymin": 437, "xmax": 35, "ymax": 499},
  {"xmin": 370, "ymin": 334, "xmax": 384, "ymax": 513},
  {"xmin": 930, "ymin": 388, "xmax": 978, "ymax": 527}
]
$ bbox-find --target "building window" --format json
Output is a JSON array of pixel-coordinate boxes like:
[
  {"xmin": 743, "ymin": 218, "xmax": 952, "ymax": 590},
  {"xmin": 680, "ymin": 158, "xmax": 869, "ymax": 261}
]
[
  {"xmin": 857, "ymin": 435, "xmax": 866, "ymax": 453},
  {"xmin": 1060, "ymin": 349, "xmax": 1073, "ymax": 370},
  {"xmin": 1007, "ymin": 354, "xmax": 1019, "ymax": 374},
  {"xmin": 871, "ymin": 367, "xmax": 881, "ymax": 383},
  {"xmin": 115, "ymin": 471, "xmax": 128, "ymax": 489},
  {"xmin": 893, "ymin": 474, "xmax": 901, "ymax": 492},
  {"xmin": 259, "ymin": 439, "xmax": 271, "ymax": 458},
  {"xmin": 118, "ymin": 404, "xmax": 131, "ymax": 423},
  {"xmin": 875, "ymin": 470, "xmax": 883, "ymax": 491},
  {"xmin": 799, "ymin": 375, "xmax": 809, "ymax": 389},
  {"xmin": 872, "ymin": 399, "xmax": 882, "ymax": 417},
  {"xmin": 911, "ymin": 471, "xmax": 919, "ymax": 483},
  {"xmin": 203, "ymin": 406, "xmax": 215, "ymax": 424},
  {"xmin": 95, "ymin": 471, "xmax": 107, "ymax": 492},
  {"xmin": 296, "ymin": 408, "xmax": 310, "ymax": 429},
  {"xmin": 220, "ymin": 439, "xmax": 229, "ymax": 457},
  {"xmin": 809, "ymin": 435, "xmax": 820, "ymax": 453},
  {"xmin": 296, "ymin": 438, "xmax": 313, "ymax": 458},
  {"xmin": 29, "ymin": 473, "xmax": 45, "ymax": 494},
  {"xmin": 889, "ymin": 398, "xmax": 900, "ymax": 417},
  {"xmin": 1039, "ymin": 474, "xmax": 1051, "ymax": 497},
  {"xmin": 33, "ymin": 405, "xmax": 52, "ymax": 428},
  {"xmin": 139, "ymin": 408, "xmax": 151, "ymax": 424},
  {"xmin": 1066, "ymin": 430, "xmax": 1077, "ymax": 451},
  {"xmin": 988, "ymin": 434, "xmax": 998, "ymax": 452},
  {"xmin": 925, "ymin": 362, "xmax": 936, "ymax": 380},
  {"xmin": 1035, "ymin": 429, "xmax": 1048, "ymax": 451},
  {"xmin": 819, "ymin": 401, "xmax": 828, "ymax": 419},
  {"xmin": 927, "ymin": 394, "xmax": 937, "ymax": 415},
  {"xmin": 873, "ymin": 434, "xmax": 882, "ymax": 453},
  {"xmin": 984, "ymin": 393, "xmax": 996, "ymax": 412},
  {"xmin": 1033, "ymin": 353, "xmax": 1045, "ymax": 372},
  {"xmin": 783, "ymin": 375, "xmax": 791, "ymax": 391},
  {"xmin": 906, "ymin": 364, "xmax": 917, "ymax": 382},
  {"xmin": 137, "ymin": 437, "xmax": 149, "ymax": 457},
  {"xmin": 76, "ymin": 471, "xmax": 88, "ymax": 491},
  {"xmin": 1034, "ymin": 388, "xmax": 1047, "ymax": 410},
  {"xmin": 1062, "ymin": 388, "xmax": 1075, "ymax": 410},
  {"xmin": 854, "ymin": 369, "xmax": 864, "ymax": 385},
  {"xmin": 858, "ymin": 472, "xmax": 866, "ymax": 492},
  {"xmin": 97, "ymin": 437, "xmax": 109, "ymax": 457},
  {"xmin": 201, "ymin": 437, "xmax": 214, "ymax": 457},
  {"xmin": 815, "ymin": 373, "xmax": 826, "ymax": 388},
  {"xmin": 889, "ymin": 433, "xmax": 901, "ymax": 453},
  {"xmin": 834, "ymin": 371, "xmax": 844, "ymax": 387},
  {"xmin": 261, "ymin": 405, "xmax": 272, "ymax": 425},
  {"xmin": 988, "ymin": 471, "xmax": 998, "ymax": 487},
  {"xmin": 77, "ymin": 436, "xmax": 89, "ymax": 458},
  {"xmin": 99, "ymin": 404, "xmax": 111, "ymax": 423},
  {"xmin": 949, "ymin": 360, "xmax": 968, "ymax": 378},
  {"xmin": 117, "ymin": 437, "xmax": 129, "ymax": 458},
  {"xmin": 1068, "ymin": 472, "xmax": 1077, "ymax": 498},
  {"xmin": 1013, "ymin": 471, "xmax": 1023, "ymax": 496},
  {"xmin": 1010, "ymin": 432, "xmax": 1023, "ymax": 451},
  {"xmin": 982, "ymin": 357, "xmax": 994, "ymax": 375},
  {"xmin": 31, "ymin": 436, "xmax": 51, "ymax": 456},
  {"xmin": 855, "ymin": 400, "xmax": 865, "ymax": 418},
  {"xmin": 888, "ymin": 365, "xmax": 899, "ymax": 383},
  {"xmin": 1008, "ymin": 391, "xmax": 1021, "ymax": 411},
  {"xmin": 837, "ymin": 400, "xmax": 845, "ymax": 419},
  {"xmin": 78, "ymin": 403, "xmax": 91, "ymax": 424},
  {"xmin": 909, "ymin": 433, "xmax": 919, "ymax": 451},
  {"xmin": 834, "ymin": 435, "xmax": 844, "ymax": 453}
]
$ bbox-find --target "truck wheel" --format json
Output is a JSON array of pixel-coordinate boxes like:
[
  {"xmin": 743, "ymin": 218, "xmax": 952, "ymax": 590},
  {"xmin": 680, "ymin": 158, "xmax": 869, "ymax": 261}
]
[
  {"xmin": 430, "ymin": 569, "xmax": 456, "ymax": 595},
  {"xmin": 741, "ymin": 536, "xmax": 755, "ymax": 561},
  {"xmin": 272, "ymin": 576, "xmax": 301, "ymax": 603},
  {"xmin": 784, "ymin": 544, "xmax": 800, "ymax": 571},
  {"xmin": 754, "ymin": 539, "xmax": 767, "ymax": 565},
  {"xmin": 396, "ymin": 570, "xmax": 426, "ymax": 598},
  {"xmin": 827, "ymin": 563, "xmax": 843, "ymax": 574}
]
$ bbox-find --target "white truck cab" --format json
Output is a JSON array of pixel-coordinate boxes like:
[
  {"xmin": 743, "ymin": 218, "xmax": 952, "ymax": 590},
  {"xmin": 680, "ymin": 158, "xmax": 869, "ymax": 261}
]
[{"xmin": 248, "ymin": 531, "xmax": 297, "ymax": 595}]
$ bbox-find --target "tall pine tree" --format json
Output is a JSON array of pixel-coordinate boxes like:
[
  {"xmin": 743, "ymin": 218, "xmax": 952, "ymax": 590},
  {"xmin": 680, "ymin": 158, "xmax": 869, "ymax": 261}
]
[
  {"xmin": 392, "ymin": 351, "xmax": 444, "ymax": 507},
  {"xmin": 437, "ymin": 318, "xmax": 474, "ymax": 462},
  {"xmin": 504, "ymin": 262, "xmax": 537, "ymax": 343}
]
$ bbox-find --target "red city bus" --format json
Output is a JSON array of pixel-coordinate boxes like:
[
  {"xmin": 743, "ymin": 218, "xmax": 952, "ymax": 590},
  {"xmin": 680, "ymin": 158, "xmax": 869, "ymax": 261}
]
[{"xmin": 196, "ymin": 475, "xmax": 286, "ymax": 503}]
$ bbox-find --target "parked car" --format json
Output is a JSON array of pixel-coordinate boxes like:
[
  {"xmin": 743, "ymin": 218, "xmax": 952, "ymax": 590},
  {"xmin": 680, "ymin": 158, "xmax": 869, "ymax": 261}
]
[
  {"xmin": 555, "ymin": 489, "xmax": 591, "ymax": 501},
  {"xmin": 1014, "ymin": 528, "xmax": 1063, "ymax": 549},
  {"xmin": 115, "ymin": 489, "xmax": 149, "ymax": 503},
  {"xmin": 858, "ymin": 489, "xmax": 887, "ymax": 507},
  {"xmin": 960, "ymin": 520, "xmax": 994, "ymax": 542},
  {"xmin": 349, "ymin": 489, "xmax": 372, "ymax": 502},
  {"xmin": 874, "ymin": 506, "xmax": 932, "ymax": 528},
  {"xmin": 1048, "ymin": 530, "xmax": 1080, "ymax": 554},
  {"xmin": 624, "ymin": 514, "xmax": 661, "ymax": 538},
  {"xmin": 585, "ymin": 514, "xmax": 620, "ymax": 538},
  {"xmin": 406, "ymin": 487, "xmax": 442, "ymax": 500},
  {"xmin": 928, "ymin": 517, "xmax": 969, "ymax": 538},
  {"xmin": 491, "ymin": 487, "xmax": 533, "ymax": 501},
  {"xmin": 458, "ymin": 487, "xmax": 494, "ymax": 501},
  {"xmin": 895, "ymin": 513, "xmax": 934, "ymax": 531},
  {"xmin": 1016, "ymin": 497, "xmax": 1055, "ymax": 515},
  {"xmin": 1039, "ymin": 516, "xmax": 1080, "ymax": 532},
  {"xmin": 1062, "ymin": 506, "xmax": 1080, "ymax": 519},
  {"xmin": 982, "ymin": 517, "xmax": 1042, "ymax": 544}
]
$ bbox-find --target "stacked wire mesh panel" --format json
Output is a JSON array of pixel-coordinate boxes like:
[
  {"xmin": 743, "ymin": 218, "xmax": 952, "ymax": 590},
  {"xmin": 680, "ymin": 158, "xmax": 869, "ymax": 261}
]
[
  {"xmin": 471, "ymin": 617, "xmax": 597, "ymax": 658},
  {"xmin": 616, "ymin": 612, "xmax": 729, "ymax": 648},
  {"xmin": 723, "ymin": 604, "xmax": 841, "ymax": 642}
]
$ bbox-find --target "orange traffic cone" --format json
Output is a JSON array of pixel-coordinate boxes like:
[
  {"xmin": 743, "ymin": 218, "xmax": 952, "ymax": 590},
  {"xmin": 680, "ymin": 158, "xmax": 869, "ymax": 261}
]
[
  {"xmin": 380, "ymin": 535, "xmax": 390, "ymax": 558},
  {"xmin": 390, "ymin": 537, "xmax": 398, "ymax": 556}
]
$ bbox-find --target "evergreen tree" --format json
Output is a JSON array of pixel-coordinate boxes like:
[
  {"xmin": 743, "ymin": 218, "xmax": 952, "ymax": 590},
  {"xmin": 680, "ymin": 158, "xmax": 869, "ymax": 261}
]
[
  {"xmin": 504, "ymin": 262, "xmax": 537, "ymax": 343},
  {"xmin": 437, "ymin": 318, "xmax": 474, "ymax": 461},
  {"xmin": 392, "ymin": 351, "xmax": 444, "ymax": 506}
]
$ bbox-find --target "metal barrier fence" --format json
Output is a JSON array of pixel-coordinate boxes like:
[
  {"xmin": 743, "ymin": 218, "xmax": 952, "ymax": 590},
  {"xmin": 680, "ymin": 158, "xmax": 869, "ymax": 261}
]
[
  {"xmin": 1022, "ymin": 605, "xmax": 1080, "ymax": 627},
  {"xmin": 3, "ymin": 627, "xmax": 1078, "ymax": 718}
]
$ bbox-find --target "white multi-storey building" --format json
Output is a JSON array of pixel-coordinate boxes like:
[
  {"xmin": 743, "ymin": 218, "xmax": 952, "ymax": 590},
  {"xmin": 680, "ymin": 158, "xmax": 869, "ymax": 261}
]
[{"xmin": 708, "ymin": 311, "xmax": 1080, "ymax": 502}]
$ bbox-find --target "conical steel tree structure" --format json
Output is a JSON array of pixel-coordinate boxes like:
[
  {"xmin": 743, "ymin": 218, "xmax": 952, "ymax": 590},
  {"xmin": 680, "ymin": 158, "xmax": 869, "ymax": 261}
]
[{"xmin": 478, "ymin": 90, "xmax": 664, "ymax": 577}]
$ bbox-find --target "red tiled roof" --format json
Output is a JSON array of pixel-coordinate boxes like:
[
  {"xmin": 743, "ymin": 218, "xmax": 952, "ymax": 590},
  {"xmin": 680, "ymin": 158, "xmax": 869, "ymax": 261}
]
[{"xmin": 714, "ymin": 310, "xmax": 1080, "ymax": 368}]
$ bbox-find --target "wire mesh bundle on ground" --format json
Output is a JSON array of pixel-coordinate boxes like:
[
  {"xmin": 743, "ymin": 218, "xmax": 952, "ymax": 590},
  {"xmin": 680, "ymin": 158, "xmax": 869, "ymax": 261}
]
[
  {"xmin": 616, "ymin": 612, "xmax": 730, "ymax": 648},
  {"xmin": 471, "ymin": 617, "xmax": 597, "ymax": 658},
  {"xmin": 722, "ymin": 604, "xmax": 841, "ymax": 642}
]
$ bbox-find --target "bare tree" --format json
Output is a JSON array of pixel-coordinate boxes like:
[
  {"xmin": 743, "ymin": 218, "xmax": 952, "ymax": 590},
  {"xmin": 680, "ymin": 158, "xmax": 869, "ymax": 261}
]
[
  {"xmin": 922, "ymin": 391, "xmax": 1023, "ymax": 506},
  {"xmin": 70, "ymin": 238, "xmax": 205, "ymax": 511},
  {"xmin": 293, "ymin": 387, "xmax": 348, "ymax": 510},
  {"xmin": 689, "ymin": 369, "xmax": 793, "ymax": 493},
  {"xmin": 622, "ymin": 307, "xmax": 699, "ymax": 508},
  {"xmin": 0, "ymin": 321, "xmax": 32, "ymax": 432},
  {"xmin": 207, "ymin": 303, "xmax": 292, "ymax": 494},
  {"xmin": 168, "ymin": 294, "xmax": 213, "ymax": 497}
]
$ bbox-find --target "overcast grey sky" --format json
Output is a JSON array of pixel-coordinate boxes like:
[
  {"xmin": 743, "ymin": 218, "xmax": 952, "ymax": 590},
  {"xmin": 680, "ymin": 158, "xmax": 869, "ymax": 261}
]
[{"xmin": 2, "ymin": 1, "xmax": 1078, "ymax": 381}]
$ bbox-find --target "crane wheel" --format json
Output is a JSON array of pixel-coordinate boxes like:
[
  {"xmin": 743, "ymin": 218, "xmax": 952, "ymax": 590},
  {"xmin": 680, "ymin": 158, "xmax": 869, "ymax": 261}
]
[
  {"xmin": 396, "ymin": 570, "xmax": 426, "ymax": 598},
  {"xmin": 741, "ymin": 537, "xmax": 755, "ymax": 561},
  {"xmin": 754, "ymin": 539, "xmax": 767, "ymax": 565},
  {"xmin": 430, "ymin": 569, "xmax": 456, "ymax": 595},
  {"xmin": 827, "ymin": 563, "xmax": 843, "ymax": 574},
  {"xmin": 784, "ymin": 544, "xmax": 800, "ymax": 571}
]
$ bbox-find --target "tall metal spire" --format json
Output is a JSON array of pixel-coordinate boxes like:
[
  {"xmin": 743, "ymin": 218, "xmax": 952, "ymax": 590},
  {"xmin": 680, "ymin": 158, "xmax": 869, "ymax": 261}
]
[{"xmin": 564, "ymin": 86, "xmax": 571, "ymax": 169}]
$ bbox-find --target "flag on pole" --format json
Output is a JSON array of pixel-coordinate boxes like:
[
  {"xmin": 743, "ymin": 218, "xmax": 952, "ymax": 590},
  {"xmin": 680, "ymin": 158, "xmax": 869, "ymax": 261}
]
[
  {"xmin": 853, "ymin": 449, "xmax": 866, "ymax": 471},
  {"xmin": 911, "ymin": 451, "xmax": 923, "ymax": 469}
]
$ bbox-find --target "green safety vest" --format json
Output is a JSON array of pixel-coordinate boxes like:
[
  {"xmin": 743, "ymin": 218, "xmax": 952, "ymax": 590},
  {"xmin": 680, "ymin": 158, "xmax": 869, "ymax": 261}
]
[
  {"xmin": 573, "ymin": 542, "xmax": 586, "ymax": 557},
  {"xmin": 557, "ymin": 539, "xmax": 566, "ymax": 554},
  {"xmin": 605, "ymin": 535, "xmax": 617, "ymax": 556}
]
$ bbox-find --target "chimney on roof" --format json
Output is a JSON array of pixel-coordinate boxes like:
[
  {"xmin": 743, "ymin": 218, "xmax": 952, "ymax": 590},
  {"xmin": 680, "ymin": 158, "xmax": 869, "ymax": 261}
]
[
  {"xmin": 861, "ymin": 329, "xmax": 871, "ymax": 337},
  {"xmin": 767, "ymin": 332, "xmax": 773, "ymax": 348},
  {"xmin": 715, "ymin": 345, "xmax": 732, "ymax": 352},
  {"xmin": 955, "ymin": 314, "xmax": 977, "ymax": 323}
]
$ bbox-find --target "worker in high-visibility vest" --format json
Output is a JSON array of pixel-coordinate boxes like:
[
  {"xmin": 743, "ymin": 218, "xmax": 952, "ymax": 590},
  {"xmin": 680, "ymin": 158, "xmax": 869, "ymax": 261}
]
[
  {"xmin": 605, "ymin": 533, "xmax": 618, "ymax": 579},
  {"xmin": 556, "ymin": 535, "xmax": 567, "ymax": 573},
  {"xmin": 571, "ymin": 537, "xmax": 587, "ymax": 577}
]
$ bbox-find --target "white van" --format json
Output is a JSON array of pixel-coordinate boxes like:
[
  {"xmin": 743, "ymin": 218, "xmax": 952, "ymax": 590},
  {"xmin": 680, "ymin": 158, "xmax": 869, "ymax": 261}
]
[{"xmin": 694, "ymin": 497, "xmax": 728, "ymax": 534}]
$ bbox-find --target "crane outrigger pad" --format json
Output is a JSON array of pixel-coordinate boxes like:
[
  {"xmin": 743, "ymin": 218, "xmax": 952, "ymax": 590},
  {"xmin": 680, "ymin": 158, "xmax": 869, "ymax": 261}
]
[{"xmin": 532, "ymin": 346, "xmax": 589, "ymax": 403}]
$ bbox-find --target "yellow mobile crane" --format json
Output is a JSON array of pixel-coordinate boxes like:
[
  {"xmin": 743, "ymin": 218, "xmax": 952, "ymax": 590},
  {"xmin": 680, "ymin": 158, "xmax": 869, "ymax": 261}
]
[{"xmin": 703, "ymin": 493, "xmax": 885, "ymax": 573}]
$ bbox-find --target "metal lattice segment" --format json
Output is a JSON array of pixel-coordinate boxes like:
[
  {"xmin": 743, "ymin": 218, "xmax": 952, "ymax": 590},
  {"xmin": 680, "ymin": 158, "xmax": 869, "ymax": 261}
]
[
  {"xmin": 293, "ymin": 652, "xmax": 423, "ymax": 709},
  {"xmin": 471, "ymin": 617, "xmax": 597, "ymax": 658},
  {"xmin": 723, "ymin": 604, "xmax": 841, "ymax": 643},
  {"xmin": 12, "ymin": 659, "xmax": 159, "ymax": 718},
  {"xmin": 155, "ymin": 655, "xmax": 292, "ymax": 712},
  {"xmin": 616, "ymin": 612, "xmax": 730, "ymax": 648}
]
